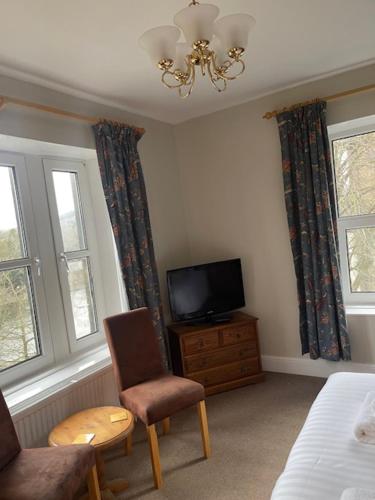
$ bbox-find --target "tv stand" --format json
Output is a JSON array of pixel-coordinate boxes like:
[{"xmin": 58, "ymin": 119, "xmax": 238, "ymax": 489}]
[
  {"xmin": 211, "ymin": 313, "xmax": 233, "ymax": 324},
  {"xmin": 186, "ymin": 313, "xmax": 233, "ymax": 327},
  {"xmin": 168, "ymin": 312, "xmax": 264, "ymax": 396}
]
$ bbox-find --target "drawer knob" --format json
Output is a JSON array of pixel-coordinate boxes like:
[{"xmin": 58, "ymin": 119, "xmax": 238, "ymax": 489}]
[{"xmin": 198, "ymin": 339, "xmax": 204, "ymax": 348}]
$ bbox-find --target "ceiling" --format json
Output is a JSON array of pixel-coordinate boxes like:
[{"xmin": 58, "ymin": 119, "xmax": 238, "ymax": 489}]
[{"xmin": 0, "ymin": 0, "xmax": 374, "ymax": 124}]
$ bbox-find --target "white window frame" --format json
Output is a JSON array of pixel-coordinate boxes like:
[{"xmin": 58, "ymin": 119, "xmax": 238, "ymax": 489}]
[
  {"xmin": 0, "ymin": 153, "xmax": 54, "ymax": 386},
  {"xmin": 0, "ymin": 151, "xmax": 108, "ymax": 387},
  {"xmin": 329, "ymin": 115, "xmax": 375, "ymax": 309},
  {"xmin": 43, "ymin": 158, "xmax": 106, "ymax": 353}
]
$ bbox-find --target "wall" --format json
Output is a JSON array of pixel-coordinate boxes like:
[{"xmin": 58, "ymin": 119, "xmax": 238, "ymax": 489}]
[
  {"xmin": 174, "ymin": 63, "xmax": 375, "ymax": 376},
  {"xmin": 2, "ymin": 64, "xmax": 375, "ymax": 378},
  {"xmin": 0, "ymin": 74, "xmax": 190, "ymax": 319}
]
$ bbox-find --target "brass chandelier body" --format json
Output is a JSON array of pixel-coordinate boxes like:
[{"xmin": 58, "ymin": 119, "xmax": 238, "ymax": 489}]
[
  {"xmin": 159, "ymin": 40, "xmax": 245, "ymax": 98},
  {"xmin": 139, "ymin": 0, "xmax": 254, "ymax": 98}
]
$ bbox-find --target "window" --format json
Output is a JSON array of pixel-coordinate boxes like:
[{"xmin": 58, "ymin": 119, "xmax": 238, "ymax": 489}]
[
  {"xmin": 0, "ymin": 152, "xmax": 106, "ymax": 386},
  {"xmin": 0, "ymin": 166, "xmax": 41, "ymax": 371},
  {"xmin": 44, "ymin": 160, "xmax": 102, "ymax": 348},
  {"xmin": 330, "ymin": 116, "xmax": 375, "ymax": 308}
]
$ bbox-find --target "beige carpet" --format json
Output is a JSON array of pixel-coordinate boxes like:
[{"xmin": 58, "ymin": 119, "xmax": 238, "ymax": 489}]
[{"xmin": 104, "ymin": 373, "xmax": 325, "ymax": 500}]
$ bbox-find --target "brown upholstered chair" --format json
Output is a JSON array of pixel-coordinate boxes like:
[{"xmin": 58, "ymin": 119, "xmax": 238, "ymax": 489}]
[
  {"xmin": 0, "ymin": 389, "xmax": 101, "ymax": 500},
  {"xmin": 104, "ymin": 307, "xmax": 211, "ymax": 489}
]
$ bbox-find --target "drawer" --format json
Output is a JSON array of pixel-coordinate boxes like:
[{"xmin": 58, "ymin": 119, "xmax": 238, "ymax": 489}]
[
  {"xmin": 221, "ymin": 323, "xmax": 256, "ymax": 346},
  {"xmin": 184, "ymin": 341, "xmax": 258, "ymax": 373},
  {"xmin": 190, "ymin": 358, "xmax": 260, "ymax": 387},
  {"xmin": 182, "ymin": 330, "xmax": 219, "ymax": 355}
]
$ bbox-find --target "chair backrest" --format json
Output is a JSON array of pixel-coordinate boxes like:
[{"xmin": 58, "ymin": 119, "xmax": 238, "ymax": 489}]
[
  {"xmin": 104, "ymin": 307, "xmax": 166, "ymax": 391},
  {"xmin": 0, "ymin": 389, "xmax": 21, "ymax": 471}
]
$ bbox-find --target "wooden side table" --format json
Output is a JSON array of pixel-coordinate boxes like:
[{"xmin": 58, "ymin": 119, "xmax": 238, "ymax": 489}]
[{"xmin": 49, "ymin": 406, "xmax": 134, "ymax": 500}]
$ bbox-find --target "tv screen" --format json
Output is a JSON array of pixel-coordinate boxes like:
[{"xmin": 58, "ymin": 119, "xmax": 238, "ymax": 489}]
[{"xmin": 167, "ymin": 258, "xmax": 245, "ymax": 322}]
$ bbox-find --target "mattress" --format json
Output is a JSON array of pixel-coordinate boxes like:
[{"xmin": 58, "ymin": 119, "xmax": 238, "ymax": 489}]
[{"xmin": 271, "ymin": 372, "xmax": 375, "ymax": 500}]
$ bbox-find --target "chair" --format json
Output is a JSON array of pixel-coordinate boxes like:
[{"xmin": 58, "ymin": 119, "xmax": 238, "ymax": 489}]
[
  {"xmin": 104, "ymin": 307, "xmax": 211, "ymax": 489},
  {"xmin": 0, "ymin": 390, "xmax": 100, "ymax": 500}
]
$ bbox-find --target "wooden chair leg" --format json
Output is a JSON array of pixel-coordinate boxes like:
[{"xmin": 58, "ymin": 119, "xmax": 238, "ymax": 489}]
[
  {"xmin": 87, "ymin": 464, "xmax": 101, "ymax": 500},
  {"xmin": 197, "ymin": 400, "xmax": 211, "ymax": 459},
  {"xmin": 162, "ymin": 417, "xmax": 170, "ymax": 435},
  {"xmin": 147, "ymin": 424, "xmax": 163, "ymax": 489},
  {"xmin": 124, "ymin": 433, "xmax": 132, "ymax": 455}
]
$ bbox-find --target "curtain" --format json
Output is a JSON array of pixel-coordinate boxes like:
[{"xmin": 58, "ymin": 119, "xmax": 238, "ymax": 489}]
[
  {"xmin": 93, "ymin": 121, "xmax": 168, "ymax": 367},
  {"xmin": 276, "ymin": 101, "xmax": 351, "ymax": 361}
]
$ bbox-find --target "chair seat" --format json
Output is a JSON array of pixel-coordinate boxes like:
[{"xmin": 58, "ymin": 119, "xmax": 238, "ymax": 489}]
[
  {"xmin": 0, "ymin": 445, "xmax": 95, "ymax": 500},
  {"xmin": 120, "ymin": 374, "xmax": 205, "ymax": 425}
]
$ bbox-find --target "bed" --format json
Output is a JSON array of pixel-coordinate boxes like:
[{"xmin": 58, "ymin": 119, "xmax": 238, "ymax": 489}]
[{"xmin": 271, "ymin": 372, "xmax": 375, "ymax": 500}]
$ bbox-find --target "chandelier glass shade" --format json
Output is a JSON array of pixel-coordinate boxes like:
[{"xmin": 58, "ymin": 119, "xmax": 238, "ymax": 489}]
[{"xmin": 139, "ymin": 1, "xmax": 255, "ymax": 98}]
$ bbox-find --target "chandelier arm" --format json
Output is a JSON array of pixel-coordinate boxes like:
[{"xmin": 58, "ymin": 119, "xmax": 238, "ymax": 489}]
[
  {"xmin": 211, "ymin": 51, "xmax": 223, "ymax": 75},
  {"xmin": 210, "ymin": 75, "xmax": 227, "ymax": 93},
  {"xmin": 200, "ymin": 55, "xmax": 206, "ymax": 76},
  {"xmin": 214, "ymin": 58, "xmax": 246, "ymax": 81},
  {"xmin": 207, "ymin": 59, "xmax": 227, "ymax": 93},
  {"xmin": 179, "ymin": 64, "xmax": 195, "ymax": 98},
  {"xmin": 223, "ymin": 59, "xmax": 246, "ymax": 80},
  {"xmin": 184, "ymin": 58, "xmax": 194, "ymax": 86},
  {"xmin": 161, "ymin": 70, "xmax": 187, "ymax": 89}
]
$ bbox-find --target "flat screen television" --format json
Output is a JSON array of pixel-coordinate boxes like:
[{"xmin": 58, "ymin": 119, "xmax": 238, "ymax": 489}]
[{"xmin": 167, "ymin": 258, "xmax": 245, "ymax": 323}]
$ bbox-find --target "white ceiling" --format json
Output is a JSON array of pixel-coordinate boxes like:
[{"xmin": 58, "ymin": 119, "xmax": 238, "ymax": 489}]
[{"xmin": 0, "ymin": 0, "xmax": 374, "ymax": 124}]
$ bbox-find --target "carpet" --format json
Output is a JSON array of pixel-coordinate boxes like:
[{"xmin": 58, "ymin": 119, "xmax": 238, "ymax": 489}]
[{"xmin": 104, "ymin": 372, "xmax": 325, "ymax": 500}]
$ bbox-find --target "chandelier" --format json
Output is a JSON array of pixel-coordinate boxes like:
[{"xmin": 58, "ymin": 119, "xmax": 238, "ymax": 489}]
[{"xmin": 139, "ymin": 1, "xmax": 255, "ymax": 98}]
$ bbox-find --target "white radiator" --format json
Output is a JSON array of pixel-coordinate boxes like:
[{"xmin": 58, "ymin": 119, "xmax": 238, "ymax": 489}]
[{"xmin": 12, "ymin": 367, "xmax": 119, "ymax": 448}]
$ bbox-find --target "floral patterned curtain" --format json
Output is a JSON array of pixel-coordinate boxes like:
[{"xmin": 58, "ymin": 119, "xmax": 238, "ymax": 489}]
[
  {"xmin": 93, "ymin": 121, "xmax": 167, "ymax": 367},
  {"xmin": 276, "ymin": 101, "xmax": 351, "ymax": 361}
]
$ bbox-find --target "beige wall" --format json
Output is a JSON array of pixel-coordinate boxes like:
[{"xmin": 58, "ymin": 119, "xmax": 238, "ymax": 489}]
[
  {"xmin": 0, "ymin": 75, "xmax": 190, "ymax": 318},
  {"xmin": 174, "ymin": 64, "xmax": 375, "ymax": 370},
  {"xmin": 2, "ymin": 64, "xmax": 375, "ymax": 372}
]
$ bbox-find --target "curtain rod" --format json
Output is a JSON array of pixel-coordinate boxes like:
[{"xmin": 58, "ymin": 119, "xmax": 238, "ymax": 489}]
[
  {"xmin": 0, "ymin": 95, "xmax": 145, "ymax": 133},
  {"xmin": 263, "ymin": 83, "xmax": 375, "ymax": 120}
]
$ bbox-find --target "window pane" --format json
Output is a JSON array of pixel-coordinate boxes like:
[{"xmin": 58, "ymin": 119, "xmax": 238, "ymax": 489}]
[
  {"xmin": 67, "ymin": 258, "xmax": 97, "ymax": 339},
  {"xmin": 0, "ymin": 166, "xmax": 25, "ymax": 262},
  {"xmin": 52, "ymin": 171, "xmax": 86, "ymax": 252},
  {"xmin": 347, "ymin": 227, "xmax": 375, "ymax": 293},
  {"xmin": 0, "ymin": 267, "xmax": 40, "ymax": 371},
  {"xmin": 333, "ymin": 131, "xmax": 375, "ymax": 217}
]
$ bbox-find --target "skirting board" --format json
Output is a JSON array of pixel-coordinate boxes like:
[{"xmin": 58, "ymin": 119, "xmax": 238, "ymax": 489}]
[{"xmin": 261, "ymin": 354, "xmax": 375, "ymax": 378}]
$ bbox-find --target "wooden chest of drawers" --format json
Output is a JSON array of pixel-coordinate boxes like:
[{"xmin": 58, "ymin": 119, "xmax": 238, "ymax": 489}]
[{"xmin": 168, "ymin": 312, "xmax": 264, "ymax": 396}]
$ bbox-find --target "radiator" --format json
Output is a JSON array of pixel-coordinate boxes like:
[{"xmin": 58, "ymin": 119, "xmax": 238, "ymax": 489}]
[{"xmin": 12, "ymin": 367, "xmax": 119, "ymax": 448}]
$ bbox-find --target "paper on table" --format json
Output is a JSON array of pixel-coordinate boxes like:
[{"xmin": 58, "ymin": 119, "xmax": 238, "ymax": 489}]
[
  {"xmin": 73, "ymin": 433, "xmax": 95, "ymax": 444},
  {"xmin": 110, "ymin": 412, "xmax": 128, "ymax": 423}
]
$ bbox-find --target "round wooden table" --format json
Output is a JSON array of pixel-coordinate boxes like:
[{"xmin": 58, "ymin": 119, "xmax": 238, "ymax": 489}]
[{"xmin": 49, "ymin": 406, "xmax": 134, "ymax": 500}]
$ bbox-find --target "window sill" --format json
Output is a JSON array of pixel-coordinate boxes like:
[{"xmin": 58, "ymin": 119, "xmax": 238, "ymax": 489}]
[
  {"xmin": 345, "ymin": 306, "xmax": 375, "ymax": 316},
  {"xmin": 4, "ymin": 344, "xmax": 112, "ymax": 416}
]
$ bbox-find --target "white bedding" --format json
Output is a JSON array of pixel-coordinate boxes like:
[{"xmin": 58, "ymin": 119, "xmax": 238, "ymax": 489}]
[{"xmin": 271, "ymin": 372, "xmax": 375, "ymax": 500}]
